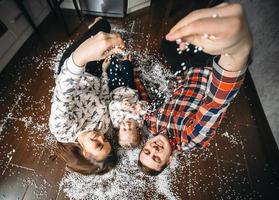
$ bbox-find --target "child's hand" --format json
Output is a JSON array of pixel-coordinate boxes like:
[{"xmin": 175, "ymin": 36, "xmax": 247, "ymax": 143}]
[
  {"xmin": 102, "ymin": 57, "xmax": 110, "ymax": 72},
  {"xmin": 122, "ymin": 98, "xmax": 132, "ymax": 111}
]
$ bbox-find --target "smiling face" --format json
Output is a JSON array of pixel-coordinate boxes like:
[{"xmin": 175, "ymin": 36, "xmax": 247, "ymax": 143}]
[
  {"xmin": 118, "ymin": 118, "xmax": 140, "ymax": 148},
  {"xmin": 139, "ymin": 134, "xmax": 173, "ymax": 171},
  {"xmin": 77, "ymin": 131, "xmax": 111, "ymax": 161}
]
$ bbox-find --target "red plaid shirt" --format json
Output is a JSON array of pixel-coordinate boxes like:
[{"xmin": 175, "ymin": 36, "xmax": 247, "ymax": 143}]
[{"xmin": 135, "ymin": 57, "xmax": 246, "ymax": 152}]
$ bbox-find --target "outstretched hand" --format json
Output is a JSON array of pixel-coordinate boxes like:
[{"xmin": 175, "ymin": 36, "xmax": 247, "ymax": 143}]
[
  {"xmin": 73, "ymin": 31, "xmax": 125, "ymax": 67},
  {"xmin": 166, "ymin": 3, "xmax": 252, "ymax": 71}
]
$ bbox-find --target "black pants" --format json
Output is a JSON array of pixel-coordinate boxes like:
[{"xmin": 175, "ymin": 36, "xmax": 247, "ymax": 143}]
[
  {"xmin": 58, "ymin": 19, "xmax": 136, "ymax": 92},
  {"xmin": 161, "ymin": 38, "xmax": 215, "ymax": 74},
  {"xmin": 108, "ymin": 57, "xmax": 136, "ymax": 91}
]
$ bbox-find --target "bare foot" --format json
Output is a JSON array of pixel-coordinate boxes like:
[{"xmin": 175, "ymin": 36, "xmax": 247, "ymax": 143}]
[{"xmin": 88, "ymin": 17, "xmax": 102, "ymax": 29}]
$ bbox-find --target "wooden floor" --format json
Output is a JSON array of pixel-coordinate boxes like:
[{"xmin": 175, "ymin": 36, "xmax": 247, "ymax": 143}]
[{"xmin": 0, "ymin": 0, "xmax": 279, "ymax": 199}]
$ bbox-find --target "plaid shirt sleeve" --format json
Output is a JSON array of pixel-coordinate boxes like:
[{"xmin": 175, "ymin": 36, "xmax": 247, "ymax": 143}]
[{"xmin": 182, "ymin": 57, "xmax": 247, "ymax": 151}]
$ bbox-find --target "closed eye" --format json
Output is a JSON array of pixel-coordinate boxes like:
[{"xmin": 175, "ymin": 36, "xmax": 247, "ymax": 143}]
[
  {"xmin": 143, "ymin": 148, "xmax": 150, "ymax": 155},
  {"xmin": 153, "ymin": 155, "xmax": 161, "ymax": 164},
  {"xmin": 90, "ymin": 139, "xmax": 104, "ymax": 150},
  {"xmin": 91, "ymin": 133, "xmax": 98, "ymax": 140}
]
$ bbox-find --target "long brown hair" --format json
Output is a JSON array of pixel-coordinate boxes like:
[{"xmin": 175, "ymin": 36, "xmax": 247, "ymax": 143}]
[{"xmin": 54, "ymin": 142, "xmax": 117, "ymax": 175}]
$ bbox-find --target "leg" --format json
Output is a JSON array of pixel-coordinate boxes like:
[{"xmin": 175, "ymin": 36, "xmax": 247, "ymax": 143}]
[
  {"xmin": 161, "ymin": 38, "xmax": 214, "ymax": 74},
  {"xmin": 108, "ymin": 57, "xmax": 124, "ymax": 92},
  {"xmin": 120, "ymin": 60, "xmax": 136, "ymax": 89},
  {"xmin": 58, "ymin": 18, "xmax": 111, "ymax": 74}
]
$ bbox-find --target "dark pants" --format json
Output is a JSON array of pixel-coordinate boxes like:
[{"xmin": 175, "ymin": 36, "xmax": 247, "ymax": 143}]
[
  {"xmin": 58, "ymin": 19, "xmax": 136, "ymax": 92},
  {"xmin": 108, "ymin": 57, "xmax": 136, "ymax": 91},
  {"xmin": 161, "ymin": 38, "xmax": 215, "ymax": 74}
]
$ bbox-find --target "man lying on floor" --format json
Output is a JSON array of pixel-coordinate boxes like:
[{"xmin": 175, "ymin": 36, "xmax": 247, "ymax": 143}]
[{"xmin": 137, "ymin": 3, "xmax": 253, "ymax": 176}]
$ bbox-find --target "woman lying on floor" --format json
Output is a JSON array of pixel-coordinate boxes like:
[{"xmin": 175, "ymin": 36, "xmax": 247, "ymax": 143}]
[
  {"xmin": 49, "ymin": 17, "xmax": 149, "ymax": 175},
  {"xmin": 49, "ymin": 18, "xmax": 125, "ymax": 175}
]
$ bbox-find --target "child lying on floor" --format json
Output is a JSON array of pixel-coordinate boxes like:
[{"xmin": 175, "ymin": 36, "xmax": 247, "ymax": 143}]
[{"xmin": 102, "ymin": 55, "xmax": 148, "ymax": 148}]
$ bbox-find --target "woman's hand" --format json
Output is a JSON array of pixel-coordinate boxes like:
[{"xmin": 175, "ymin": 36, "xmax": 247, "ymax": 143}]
[
  {"xmin": 73, "ymin": 31, "xmax": 125, "ymax": 67},
  {"xmin": 166, "ymin": 3, "xmax": 252, "ymax": 71}
]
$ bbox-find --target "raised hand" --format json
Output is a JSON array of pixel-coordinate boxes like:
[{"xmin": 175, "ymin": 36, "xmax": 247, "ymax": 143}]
[
  {"xmin": 73, "ymin": 31, "xmax": 125, "ymax": 67},
  {"xmin": 166, "ymin": 3, "xmax": 252, "ymax": 71}
]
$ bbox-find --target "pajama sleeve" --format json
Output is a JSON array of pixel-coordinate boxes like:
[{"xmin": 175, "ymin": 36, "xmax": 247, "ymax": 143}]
[
  {"xmin": 100, "ymin": 72, "xmax": 110, "ymax": 105},
  {"xmin": 49, "ymin": 54, "xmax": 85, "ymax": 143}
]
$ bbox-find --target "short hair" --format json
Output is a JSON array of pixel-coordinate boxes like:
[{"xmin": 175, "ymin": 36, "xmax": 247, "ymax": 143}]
[
  {"xmin": 137, "ymin": 149, "xmax": 168, "ymax": 176},
  {"xmin": 54, "ymin": 141, "xmax": 117, "ymax": 175}
]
